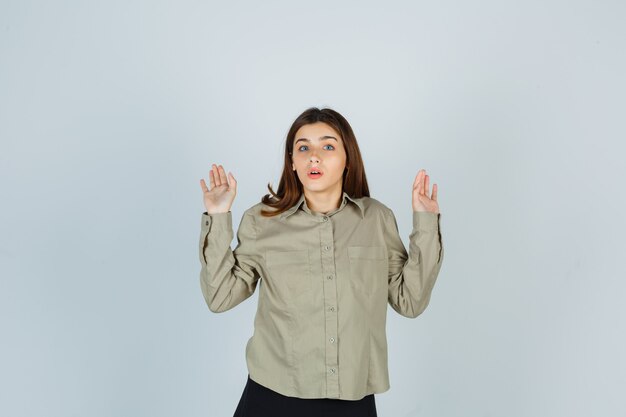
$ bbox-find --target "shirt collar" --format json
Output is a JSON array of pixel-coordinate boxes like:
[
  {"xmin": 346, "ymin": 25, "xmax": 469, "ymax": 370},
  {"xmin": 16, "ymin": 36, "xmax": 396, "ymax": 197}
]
[{"xmin": 280, "ymin": 191, "xmax": 365, "ymax": 219}]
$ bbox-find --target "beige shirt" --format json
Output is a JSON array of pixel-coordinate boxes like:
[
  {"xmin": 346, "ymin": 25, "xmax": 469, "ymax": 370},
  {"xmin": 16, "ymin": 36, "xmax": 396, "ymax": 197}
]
[{"xmin": 199, "ymin": 191, "xmax": 444, "ymax": 400}]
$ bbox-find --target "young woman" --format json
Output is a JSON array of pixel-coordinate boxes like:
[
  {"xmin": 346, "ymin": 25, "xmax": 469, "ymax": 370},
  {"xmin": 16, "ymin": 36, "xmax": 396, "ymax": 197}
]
[{"xmin": 198, "ymin": 107, "xmax": 444, "ymax": 417}]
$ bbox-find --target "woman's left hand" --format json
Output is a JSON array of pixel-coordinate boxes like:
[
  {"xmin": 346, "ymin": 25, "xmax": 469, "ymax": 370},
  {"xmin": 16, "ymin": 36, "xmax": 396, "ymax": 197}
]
[{"xmin": 412, "ymin": 169, "xmax": 440, "ymax": 214}]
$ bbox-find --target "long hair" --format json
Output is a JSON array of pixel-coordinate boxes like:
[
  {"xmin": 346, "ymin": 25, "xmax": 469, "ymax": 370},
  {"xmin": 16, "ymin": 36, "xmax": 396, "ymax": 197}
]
[{"xmin": 260, "ymin": 107, "xmax": 370, "ymax": 217}]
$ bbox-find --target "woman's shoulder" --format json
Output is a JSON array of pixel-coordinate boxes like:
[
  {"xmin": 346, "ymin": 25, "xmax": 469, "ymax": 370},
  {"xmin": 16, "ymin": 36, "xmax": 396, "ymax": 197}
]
[
  {"xmin": 242, "ymin": 195, "xmax": 392, "ymax": 219},
  {"xmin": 359, "ymin": 195, "xmax": 393, "ymax": 216},
  {"xmin": 242, "ymin": 199, "xmax": 280, "ymax": 218}
]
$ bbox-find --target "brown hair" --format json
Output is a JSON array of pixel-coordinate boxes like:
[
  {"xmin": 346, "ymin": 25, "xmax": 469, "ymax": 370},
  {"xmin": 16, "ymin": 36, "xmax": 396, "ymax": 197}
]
[{"xmin": 260, "ymin": 107, "xmax": 370, "ymax": 217}]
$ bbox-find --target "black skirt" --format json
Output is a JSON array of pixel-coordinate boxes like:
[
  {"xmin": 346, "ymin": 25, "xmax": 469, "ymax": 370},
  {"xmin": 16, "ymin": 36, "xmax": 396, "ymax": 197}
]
[{"xmin": 233, "ymin": 374, "xmax": 378, "ymax": 417}]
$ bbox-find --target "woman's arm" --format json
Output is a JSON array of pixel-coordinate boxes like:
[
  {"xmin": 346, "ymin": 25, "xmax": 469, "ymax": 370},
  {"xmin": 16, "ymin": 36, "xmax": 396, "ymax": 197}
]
[
  {"xmin": 385, "ymin": 168, "xmax": 444, "ymax": 318},
  {"xmin": 198, "ymin": 209, "xmax": 261, "ymax": 313},
  {"xmin": 384, "ymin": 209, "xmax": 444, "ymax": 318}
]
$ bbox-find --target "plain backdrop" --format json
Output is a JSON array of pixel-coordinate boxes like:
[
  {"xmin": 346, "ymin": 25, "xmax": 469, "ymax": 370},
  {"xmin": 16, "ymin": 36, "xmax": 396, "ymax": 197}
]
[{"xmin": 1, "ymin": 1, "xmax": 625, "ymax": 416}]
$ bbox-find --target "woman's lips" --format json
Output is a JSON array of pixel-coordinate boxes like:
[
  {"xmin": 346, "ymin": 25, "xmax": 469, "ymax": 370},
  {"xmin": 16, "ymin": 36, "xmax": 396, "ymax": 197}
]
[{"xmin": 307, "ymin": 171, "xmax": 324, "ymax": 179}]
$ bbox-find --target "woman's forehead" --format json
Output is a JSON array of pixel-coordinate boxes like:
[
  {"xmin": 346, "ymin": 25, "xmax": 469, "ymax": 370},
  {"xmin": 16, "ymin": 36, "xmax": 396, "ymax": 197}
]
[{"xmin": 295, "ymin": 122, "xmax": 342, "ymax": 142}]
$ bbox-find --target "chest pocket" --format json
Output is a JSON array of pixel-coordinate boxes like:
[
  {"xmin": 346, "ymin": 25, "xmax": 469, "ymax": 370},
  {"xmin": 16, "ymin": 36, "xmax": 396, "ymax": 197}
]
[
  {"xmin": 266, "ymin": 249, "xmax": 312, "ymax": 297},
  {"xmin": 348, "ymin": 245, "xmax": 387, "ymax": 296}
]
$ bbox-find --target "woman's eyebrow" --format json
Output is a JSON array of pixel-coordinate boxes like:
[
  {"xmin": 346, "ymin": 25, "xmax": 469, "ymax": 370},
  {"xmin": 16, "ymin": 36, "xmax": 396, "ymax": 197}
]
[{"xmin": 295, "ymin": 136, "xmax": 338, "ymax": 144}]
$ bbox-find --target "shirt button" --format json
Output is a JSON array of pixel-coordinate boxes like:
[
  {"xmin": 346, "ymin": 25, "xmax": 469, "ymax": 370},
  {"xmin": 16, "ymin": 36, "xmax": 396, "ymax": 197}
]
[
  {"xmin": 327, "ymin": 275, "xmax": 333, "ymax": 280},
  {"xmin": 329, "ymin": 368, "xmax": 336, "ymax": 374},
  {"xmin": 205, "ymin": 220, "xmax": 209, "ymax": 226},
  {"xmin": 329, "ymin": 306, "xmax": 335, "ymax": 312},
  {"xmin": 329, "ymin": 337, "xmax": 335, "ymax": 343},
  {"xmin": 324, "ymin": 245, "xmax": 330, "ymax": 251},
  {"xmin": 322, "ymin": 216, "xmax": 328, "ymax": 221}
]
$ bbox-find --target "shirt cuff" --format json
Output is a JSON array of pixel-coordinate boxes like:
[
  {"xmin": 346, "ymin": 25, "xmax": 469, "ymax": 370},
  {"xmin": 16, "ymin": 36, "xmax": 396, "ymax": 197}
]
[
  {"xmin": 412, "ymin": 211, "xmax": 440, "ymax": 231},
  {"xmin": 201, "ymin": 211, "xmax": 233, "ymax": 233}
]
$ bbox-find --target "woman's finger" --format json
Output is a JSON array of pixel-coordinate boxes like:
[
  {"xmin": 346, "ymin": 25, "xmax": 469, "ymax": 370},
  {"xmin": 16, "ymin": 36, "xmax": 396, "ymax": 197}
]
[
  {"xmin": 218, "ymin": 165, "xmax": 228, "ymax": 185},
  {"xmin": 229, "ymin": 172, "xmax": 237, "ymax": 192},
  {"xmin": 424, "ymin": 174, "xmax": 430, "ymax": 198},
  {"xmin": 420, "ymin": 171, "xmax": 426, "ymax": 195},
  {"xmin": 432, "ymin": 183, "xmax": 438, "ymax": 201},
  {"xmin": 212, "ymin": 164, "xmax": 222, "ymax": 187},
  {"xmin": 413, "ymin": 169, "xmax": 423, "ymax": 192},
  {"xmin": 200, "ymin": 178, "xmax": 209, "ymax": 193},
  {"xmin": 209, "ymin": 168, "xmax": 216, "ymax": 188}
]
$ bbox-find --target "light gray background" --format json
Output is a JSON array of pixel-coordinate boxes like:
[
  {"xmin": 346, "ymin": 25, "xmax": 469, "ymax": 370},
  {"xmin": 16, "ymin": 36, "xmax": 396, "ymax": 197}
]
[{"xmin": 1, "ymin": 1, "xmax": 625, "ymax": 416}]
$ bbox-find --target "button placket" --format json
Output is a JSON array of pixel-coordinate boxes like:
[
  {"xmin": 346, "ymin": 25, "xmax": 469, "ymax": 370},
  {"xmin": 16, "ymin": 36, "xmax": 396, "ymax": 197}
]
[{"xmin": 320, "ymin": 215, "xmax": 339, "ymax": 397}]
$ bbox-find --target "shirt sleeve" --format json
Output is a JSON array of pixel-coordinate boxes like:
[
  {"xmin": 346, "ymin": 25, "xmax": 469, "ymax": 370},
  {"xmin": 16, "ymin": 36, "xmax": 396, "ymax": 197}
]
[
  {"xmin": 198, "ymin": 209, "xmax": 262, "ymax": 313},
  {"xmin": 384, "ymin": 208, "xmax": 444, "ymax": 318}
]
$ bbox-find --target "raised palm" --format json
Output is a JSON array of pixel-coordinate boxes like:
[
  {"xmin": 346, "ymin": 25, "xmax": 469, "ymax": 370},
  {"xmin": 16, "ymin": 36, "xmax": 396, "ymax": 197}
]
[
  {"xmin": 200, "ymin": 164, "xmax": 237, "ymax": 214},
  {"xmin": 412, "ymin": 169, "xmax": 440, "ymax": 214}
]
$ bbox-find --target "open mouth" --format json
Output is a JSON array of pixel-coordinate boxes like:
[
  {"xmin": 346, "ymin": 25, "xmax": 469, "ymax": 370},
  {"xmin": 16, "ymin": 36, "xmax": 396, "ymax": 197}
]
[{"xmin": 307, "ymin": 169, "xmax": 323, "ymax": 179}]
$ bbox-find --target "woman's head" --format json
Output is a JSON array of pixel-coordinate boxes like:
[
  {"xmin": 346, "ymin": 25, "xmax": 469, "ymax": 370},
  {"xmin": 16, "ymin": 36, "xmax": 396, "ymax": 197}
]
[{"xmin": 261, "ymin": 107, "xmax": 370, "ymax": 217}]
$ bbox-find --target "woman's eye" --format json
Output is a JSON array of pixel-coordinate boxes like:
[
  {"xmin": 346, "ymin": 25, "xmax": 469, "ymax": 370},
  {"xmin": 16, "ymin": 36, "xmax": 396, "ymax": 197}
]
[{"xmin": 297, "ymin": 144, "xmax": 335, "ymax": 151}]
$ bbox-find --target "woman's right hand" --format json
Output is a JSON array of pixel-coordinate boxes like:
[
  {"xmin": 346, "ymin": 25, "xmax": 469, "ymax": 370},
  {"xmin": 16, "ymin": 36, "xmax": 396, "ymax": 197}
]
[{"xmin": 200, "ymin": 164, "xmax": 237, "ymax": 214}]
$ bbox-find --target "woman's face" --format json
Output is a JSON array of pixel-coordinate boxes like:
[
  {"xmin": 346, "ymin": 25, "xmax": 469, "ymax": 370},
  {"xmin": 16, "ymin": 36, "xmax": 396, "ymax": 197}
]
[{"xmin": 291, "ymin": 122, "xmax": 347, "ymax": 194}]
